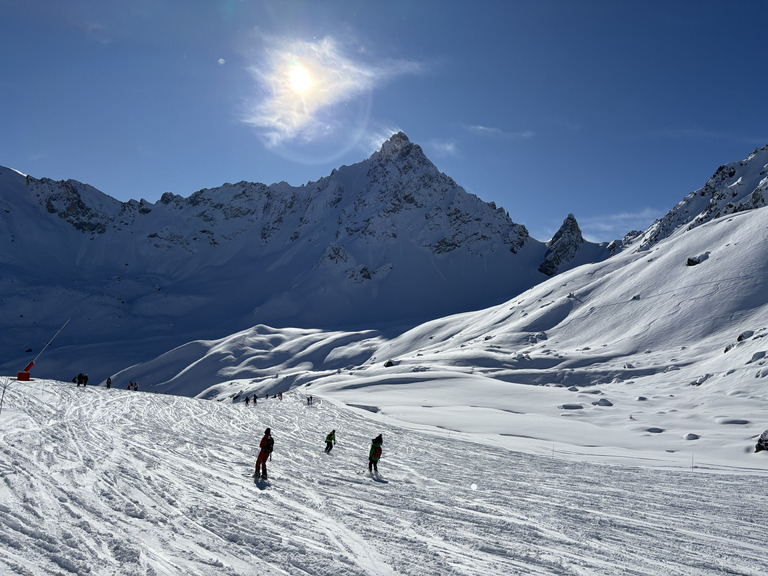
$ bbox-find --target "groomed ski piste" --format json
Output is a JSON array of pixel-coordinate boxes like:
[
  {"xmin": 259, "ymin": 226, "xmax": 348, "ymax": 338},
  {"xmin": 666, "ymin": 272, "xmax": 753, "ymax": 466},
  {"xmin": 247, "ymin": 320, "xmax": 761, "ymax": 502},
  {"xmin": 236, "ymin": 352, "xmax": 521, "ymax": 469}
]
[{"xmin": 1, "ymin": 379, "xmax": 766, "ymax": 576}]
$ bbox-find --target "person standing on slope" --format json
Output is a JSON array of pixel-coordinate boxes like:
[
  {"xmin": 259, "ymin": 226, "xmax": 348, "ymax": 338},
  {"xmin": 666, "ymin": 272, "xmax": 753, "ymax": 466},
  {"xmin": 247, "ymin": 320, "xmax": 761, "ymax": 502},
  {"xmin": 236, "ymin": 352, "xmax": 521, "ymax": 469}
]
[
  {"xmin": 368, "ymin": 434, "xmax": 383, "ymax": 474},
  {"xmin": 255, "ymin": 428, "xmax": 274, "ymax": 479},
  {"xmin": 325, "ymin": 430, "xmax": 336, "ymax": 453}
]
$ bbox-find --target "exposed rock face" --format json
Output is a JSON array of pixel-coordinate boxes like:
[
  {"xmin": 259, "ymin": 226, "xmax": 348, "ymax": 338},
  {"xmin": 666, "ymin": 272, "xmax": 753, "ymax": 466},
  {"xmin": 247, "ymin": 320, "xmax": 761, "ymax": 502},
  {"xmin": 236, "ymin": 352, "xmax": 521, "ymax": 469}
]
[{"xmin": 538, "ymin": 214, "xmax": 584, "ymax": 276}]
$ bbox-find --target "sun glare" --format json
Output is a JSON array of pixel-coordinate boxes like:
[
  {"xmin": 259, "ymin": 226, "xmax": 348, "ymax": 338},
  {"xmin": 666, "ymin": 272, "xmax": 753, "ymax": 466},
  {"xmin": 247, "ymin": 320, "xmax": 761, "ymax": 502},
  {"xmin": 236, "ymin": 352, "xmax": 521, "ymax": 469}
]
[{"xmin": 289, "ymin": 64, "xmax": 313, "ymax": 94}]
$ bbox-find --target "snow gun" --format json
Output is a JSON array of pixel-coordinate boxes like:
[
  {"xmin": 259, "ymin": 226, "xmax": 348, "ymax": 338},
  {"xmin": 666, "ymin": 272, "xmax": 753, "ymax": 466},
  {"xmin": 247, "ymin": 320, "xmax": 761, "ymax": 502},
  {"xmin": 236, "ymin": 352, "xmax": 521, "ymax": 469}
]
[{"xmin": 17, "ymin": 319, "xmax": 70, "ymax": 381}]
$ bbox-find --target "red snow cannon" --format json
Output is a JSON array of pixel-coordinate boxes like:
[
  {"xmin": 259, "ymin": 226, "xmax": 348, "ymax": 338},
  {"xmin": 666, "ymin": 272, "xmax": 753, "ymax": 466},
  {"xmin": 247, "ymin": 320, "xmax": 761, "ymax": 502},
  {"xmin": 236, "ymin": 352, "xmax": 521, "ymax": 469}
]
[{"xmin": 17, "ymin": 361, "xmax": 35, "ymax": 381}]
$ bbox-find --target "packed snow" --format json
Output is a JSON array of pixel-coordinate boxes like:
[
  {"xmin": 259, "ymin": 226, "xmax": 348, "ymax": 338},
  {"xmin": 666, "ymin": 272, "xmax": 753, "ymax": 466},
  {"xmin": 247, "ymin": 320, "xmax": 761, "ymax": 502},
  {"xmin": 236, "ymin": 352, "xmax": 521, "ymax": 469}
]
[{"xmin": 1, "ymin": 381, "xmax": 766, "ymax": 576}]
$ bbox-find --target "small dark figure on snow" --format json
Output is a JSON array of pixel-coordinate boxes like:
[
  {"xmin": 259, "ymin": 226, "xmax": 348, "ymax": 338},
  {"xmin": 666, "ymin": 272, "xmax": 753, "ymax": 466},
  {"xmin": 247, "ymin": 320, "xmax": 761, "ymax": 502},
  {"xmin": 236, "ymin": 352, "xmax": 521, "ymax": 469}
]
[
  {"xmin": 76, "ymin": 373, "xmax": 84, "ymax": 387},
  {"xmin": 368, "ymin": 434, "xmax": 383, "ymax": 474},
  {"xmin": 253, "ymin": 395, "xmax": 257, "ymax": 406},
  {"xmin": 106, "ymin": 377, "xmax": 112, "ymax": 389},
  {"xmin": 325, "ymin": 430, "xmax": 336, "ymax": 453},
  {"xmin": 245, "ymin": 397, "xmax": 250, "ymax": 406},
  {"xmin": 255, "ymin": 428, "xmax": 274, "ymax": 479},
  {"xmin": 307, "ymin": 395, "xmax": 313, "ymax": 405}
]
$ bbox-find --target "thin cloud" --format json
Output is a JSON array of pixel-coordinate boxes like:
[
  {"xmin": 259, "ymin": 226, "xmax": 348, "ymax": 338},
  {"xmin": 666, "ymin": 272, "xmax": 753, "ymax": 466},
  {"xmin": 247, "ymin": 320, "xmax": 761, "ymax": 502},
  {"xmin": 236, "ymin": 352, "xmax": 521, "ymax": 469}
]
[
  {"xmin": 83, "ymin": 21, "xmax": 114, "ymax": 45},
  {"xmin": 467, "ymin": 125, "xmax": 503, "ymax": 136},
  {"xmin": 579, "ymin": 208, "xmax": 664, "ymax": 241},
  {"xmin": 242, "ymin": 35, "xmax": 422, "ymax": 147},
  {"xmin": 428, "ymin": 139, "xmax": 460, "ymax": 158},
  {"xmin": 361, "ymin": 125, "xmax": 404, "ymax": 155},
  {"xmin": 465, "ymin": 125, "xmax": 535, "ymax": 139}
]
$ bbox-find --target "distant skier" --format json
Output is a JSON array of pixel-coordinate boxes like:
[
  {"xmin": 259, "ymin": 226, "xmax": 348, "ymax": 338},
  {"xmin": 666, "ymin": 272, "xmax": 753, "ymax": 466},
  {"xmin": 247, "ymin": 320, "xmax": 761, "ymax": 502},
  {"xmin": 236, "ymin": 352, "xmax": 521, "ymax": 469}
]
[
  {"xmin": 106, "ymin": 377, "xmax": 112, "ymax": 389},
  {"xmin": 255, "ymin": 428, "xmax": 274, "ymax": 479},
  {"xmin": 325, "ymin": 430, "xmax": 336, "ymax": 453},
  {"xmin": 368, "ymin": 434, "xmax": 383, "ymax": 474},
  {"xmin": 245, "ymin": 397, "xmax": 250, "ymax": 406}
]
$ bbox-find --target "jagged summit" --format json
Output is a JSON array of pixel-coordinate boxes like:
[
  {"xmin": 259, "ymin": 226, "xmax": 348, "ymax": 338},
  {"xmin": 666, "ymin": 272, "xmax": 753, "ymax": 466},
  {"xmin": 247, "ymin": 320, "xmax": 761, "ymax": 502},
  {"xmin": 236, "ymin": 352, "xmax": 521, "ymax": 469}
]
[
  {"xmin": 538, "ymin": 214, "xmax": 585, "ymax": 276},
  {"xmin": 376, "ymin": 131, "xmax": 413, "ymax": 159}
]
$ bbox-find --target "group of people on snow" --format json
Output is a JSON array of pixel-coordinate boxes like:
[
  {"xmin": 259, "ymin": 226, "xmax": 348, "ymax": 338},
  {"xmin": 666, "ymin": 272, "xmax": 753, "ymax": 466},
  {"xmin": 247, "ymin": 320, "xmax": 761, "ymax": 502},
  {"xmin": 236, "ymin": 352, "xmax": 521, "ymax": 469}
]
[
  {"xmin": 243, "ymin": 392, "xmax": 285, "ymax": 406},
  {"xmin": 79, "ymin": 376, "xmax": 139, "ymax": 391},
  {"xmin": 254, "ymin": 426, "xmax": 383, "ymax": 480}
]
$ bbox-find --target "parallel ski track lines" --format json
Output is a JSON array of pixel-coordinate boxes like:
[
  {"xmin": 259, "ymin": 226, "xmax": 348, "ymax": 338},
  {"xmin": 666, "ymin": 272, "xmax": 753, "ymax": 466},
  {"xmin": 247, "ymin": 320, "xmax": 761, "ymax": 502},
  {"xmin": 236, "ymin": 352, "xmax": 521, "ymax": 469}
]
[{"xmin": 1, "ymin": 380, "xmax": 766, "ymax": 575}]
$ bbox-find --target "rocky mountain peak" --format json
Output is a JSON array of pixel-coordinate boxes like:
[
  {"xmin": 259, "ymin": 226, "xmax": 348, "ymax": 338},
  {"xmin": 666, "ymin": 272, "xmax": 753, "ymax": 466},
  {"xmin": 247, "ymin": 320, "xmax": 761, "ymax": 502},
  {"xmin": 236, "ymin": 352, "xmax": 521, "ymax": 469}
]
[
  {"xmin": 377, "ymin": 131, "xmax": 412, "ymax": 159},
  {"xmin": 538, "ymin": 213, "xmax": 585, "ymax": 276}
]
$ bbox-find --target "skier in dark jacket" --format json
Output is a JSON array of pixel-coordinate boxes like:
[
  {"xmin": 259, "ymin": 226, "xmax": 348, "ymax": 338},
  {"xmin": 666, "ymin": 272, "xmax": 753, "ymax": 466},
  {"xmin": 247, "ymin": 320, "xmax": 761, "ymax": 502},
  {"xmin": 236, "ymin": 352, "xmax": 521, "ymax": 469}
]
[
  {"xmin": 255, "ymin": 428, "xmax": 274, "ymax": 479},
  {"xmin": 325, "ymin": 430, "xmax": 336, "ymax": 453},
  {"xmin": 368, "ymin": 434, "xmax": 383, "ymax": 473}
]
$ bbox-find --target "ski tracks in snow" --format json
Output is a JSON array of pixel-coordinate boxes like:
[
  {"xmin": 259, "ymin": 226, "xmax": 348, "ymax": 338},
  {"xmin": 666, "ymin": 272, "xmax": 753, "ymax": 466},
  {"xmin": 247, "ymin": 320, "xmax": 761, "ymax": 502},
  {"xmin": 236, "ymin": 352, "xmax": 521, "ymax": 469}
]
[{"xmin": 1, "ymin": 381, "xmax": 766, "ymax": 575}]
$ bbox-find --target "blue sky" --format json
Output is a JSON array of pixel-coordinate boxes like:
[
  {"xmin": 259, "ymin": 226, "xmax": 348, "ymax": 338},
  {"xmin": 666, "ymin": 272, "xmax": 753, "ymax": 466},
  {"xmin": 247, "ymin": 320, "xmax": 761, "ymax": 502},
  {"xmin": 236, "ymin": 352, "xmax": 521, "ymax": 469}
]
[{"xmin": 1, "ymin": 1, "xmax": 766, "ymax": 241}]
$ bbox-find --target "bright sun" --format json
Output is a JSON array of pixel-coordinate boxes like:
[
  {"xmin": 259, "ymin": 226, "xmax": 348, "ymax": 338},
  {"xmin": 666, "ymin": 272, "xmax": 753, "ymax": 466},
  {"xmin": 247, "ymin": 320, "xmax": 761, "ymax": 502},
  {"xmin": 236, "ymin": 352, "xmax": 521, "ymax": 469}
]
[{"xmin": 289, "ymin": 64, "xmax": 313, "ymax": 94}]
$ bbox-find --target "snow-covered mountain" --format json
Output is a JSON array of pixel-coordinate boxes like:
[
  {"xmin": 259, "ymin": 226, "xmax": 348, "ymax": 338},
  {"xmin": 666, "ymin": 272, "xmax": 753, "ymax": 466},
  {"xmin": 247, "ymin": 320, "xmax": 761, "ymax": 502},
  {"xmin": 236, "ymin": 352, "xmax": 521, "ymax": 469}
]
[
  {"xmin": 637, "ymin": 144, "xmax": 768, "ymax": 250},
  {"xmin": 0, "ymin": 133, "xmax": 611, "ymax": 380}
]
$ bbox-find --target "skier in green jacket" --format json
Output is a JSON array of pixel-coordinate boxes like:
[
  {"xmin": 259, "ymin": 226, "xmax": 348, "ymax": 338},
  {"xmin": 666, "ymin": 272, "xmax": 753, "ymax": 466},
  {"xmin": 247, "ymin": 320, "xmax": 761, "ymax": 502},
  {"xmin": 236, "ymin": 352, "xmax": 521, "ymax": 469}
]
[
  {"xmin": 325, "ymin": 430, "xmax": 336, "ymax": 453},
  {"xmin": 368, "ymin": 434, "xmax": 383, "ymax": 473}
]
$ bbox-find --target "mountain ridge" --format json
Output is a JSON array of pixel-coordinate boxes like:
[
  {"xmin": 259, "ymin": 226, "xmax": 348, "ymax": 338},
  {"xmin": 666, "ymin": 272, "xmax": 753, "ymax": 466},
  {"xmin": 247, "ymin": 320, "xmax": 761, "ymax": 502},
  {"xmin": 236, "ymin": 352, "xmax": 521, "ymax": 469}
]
[
  {"xmin": 1, "ymin": 133, "xmax": 611, "ymax": 379},
  {"xmin": 3, "ymin": 136, "xmax": 767, "ymax": 382}
]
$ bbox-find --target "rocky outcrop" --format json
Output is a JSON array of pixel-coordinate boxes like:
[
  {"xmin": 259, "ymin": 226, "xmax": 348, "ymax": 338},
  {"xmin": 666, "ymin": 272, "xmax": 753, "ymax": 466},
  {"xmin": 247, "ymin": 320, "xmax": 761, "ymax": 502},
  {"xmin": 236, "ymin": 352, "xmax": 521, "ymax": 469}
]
[{"xmin": 538, "ymin": 214, "xmax": 584, "ymax": 276}]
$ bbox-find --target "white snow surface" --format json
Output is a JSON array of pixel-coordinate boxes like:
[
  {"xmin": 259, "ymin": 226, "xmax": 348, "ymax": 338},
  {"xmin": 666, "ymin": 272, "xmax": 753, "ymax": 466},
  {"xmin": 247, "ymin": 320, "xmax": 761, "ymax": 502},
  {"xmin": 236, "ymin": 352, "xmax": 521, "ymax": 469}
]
[
  {"xmin": 2, "ymin": 205, "xmax": 768, "ymax": 575},
  {"xmin": 1, "ymin": 381, "xmax": 766, "ymax": 576}
]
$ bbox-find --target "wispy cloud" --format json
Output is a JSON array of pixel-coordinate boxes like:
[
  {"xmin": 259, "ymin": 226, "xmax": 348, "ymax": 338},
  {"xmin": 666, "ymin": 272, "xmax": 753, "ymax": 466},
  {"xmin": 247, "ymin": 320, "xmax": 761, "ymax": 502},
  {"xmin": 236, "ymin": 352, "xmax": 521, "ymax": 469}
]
[
  {"xmin": 242, "ymin": 35, "xmax": 422, "ymax": 147},
  {"xmin": 428, "ymin": 139, "xmax": 460, "ymax": 158},
  {"xmin": 465, "ymin": 125, "xmax": 535, "ymax": 139},
  {"xmin": 360, "ymin": 124, "xmax": 404, "ymax": 154},
  {"xmin": 578, "ymin": 208, "xmax": 663, "ymax": 241}
]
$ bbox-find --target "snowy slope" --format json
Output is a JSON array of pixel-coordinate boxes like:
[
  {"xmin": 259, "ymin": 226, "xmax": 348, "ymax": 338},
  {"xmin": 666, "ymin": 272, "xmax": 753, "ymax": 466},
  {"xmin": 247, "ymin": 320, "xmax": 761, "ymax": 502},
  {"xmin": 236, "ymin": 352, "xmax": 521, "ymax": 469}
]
[
  {"xmin": 111, "ymin": 204, "xmax": 768, "ymax": 471},
  {"xmin": 1, "ymin": 381, "xmax": 766, "ymax": 576}
]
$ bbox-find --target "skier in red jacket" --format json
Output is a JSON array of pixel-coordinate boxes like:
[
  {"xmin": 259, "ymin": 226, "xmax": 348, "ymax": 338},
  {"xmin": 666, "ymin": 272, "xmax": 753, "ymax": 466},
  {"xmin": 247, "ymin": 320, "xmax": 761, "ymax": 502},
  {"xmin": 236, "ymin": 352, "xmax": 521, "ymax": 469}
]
[{"xmin": 254, "ymin": 428, "xmax": 274, "ymax": 479}]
